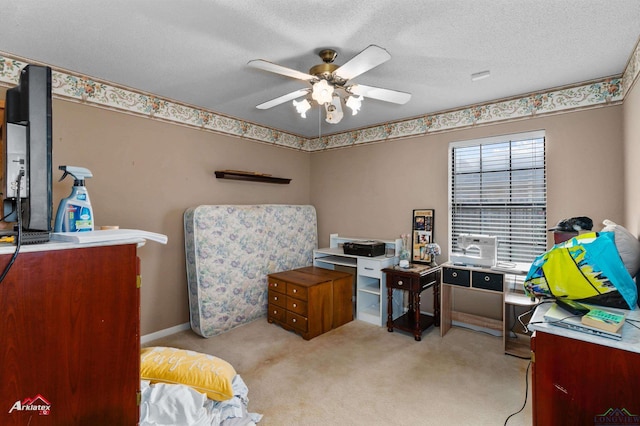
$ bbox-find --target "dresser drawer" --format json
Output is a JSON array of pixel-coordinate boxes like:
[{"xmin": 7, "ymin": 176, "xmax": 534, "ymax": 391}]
[
  {"xmin": 268, "ymin": 278, "xmax": 287, "ymax": 294},
  {"xmin": 358, "ymin": 258, "xmax": 382, "ymax": 278},
  {"xmin": 387, "ymin": 274, "xmax": 417, "ymax": 291},
  {"xmin": 472, "ymin": 271, "xmax": 503, "ymax": 292},
  {"xmin": 287, "ymin": 297, "xmax": 307, "ymax": 315},
  {"xmin": 268, "ymin": 304, "xmax": 286, "ymax": 322},
  {"xmin": 286, "ymin": 311, "xmax": 308, "ymax": 332},
  {"xmin": 268, "ymin": 290, "xmax": 286, "ymax": 308},
  {"xmin": 442, "ymin": 267, "xmax": 470, "ymax": 287},
  {"xmin": 287, "ymin": 283, "xmax": 308, "ymax": 300}
]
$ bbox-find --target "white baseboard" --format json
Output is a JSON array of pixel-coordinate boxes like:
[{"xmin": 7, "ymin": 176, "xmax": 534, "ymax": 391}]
[
  {"xmin": 141, "ymin": 322, "xmax": 191, "ymax": 344},
  {"xmin": 452, "ymin": 320, "xmax": 502, "ymax": 337}
]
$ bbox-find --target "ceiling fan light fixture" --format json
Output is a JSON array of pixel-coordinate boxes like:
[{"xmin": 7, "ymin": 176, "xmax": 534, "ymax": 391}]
[
  {"xmin": 293, "ymin": 98, "xmax": 311, "ymax": 118},
  {"xmin": 325, "ymin": 95, "xmax": 344, "ymax": 124},
  {"xmin": 346, "ymin": 95, "xmax": 363, "ymax": 115},
  {"xmin": 250, "ymin": 45, "xmax": 412, "ymax": 125},
  {"xmin": 311, "ymin": 79, "xmax": 334, "ymax": 105}
]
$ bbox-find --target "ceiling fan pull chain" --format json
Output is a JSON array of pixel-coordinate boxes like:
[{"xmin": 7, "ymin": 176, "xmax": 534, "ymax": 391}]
[{"xmin": 318, "ymin": 105, "xmax": 322, "ymax": 145}]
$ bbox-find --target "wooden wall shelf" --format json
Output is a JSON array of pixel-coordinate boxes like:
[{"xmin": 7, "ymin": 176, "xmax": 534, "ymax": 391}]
[{"xmin": 214, "ymin": 170, "xmax": 291, "ymax": 184}]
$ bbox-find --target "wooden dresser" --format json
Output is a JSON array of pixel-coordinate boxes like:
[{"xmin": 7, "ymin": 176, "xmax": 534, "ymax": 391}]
[
  {"xmin": 0, "ymin": 241, "xmax": 141, "ymax": 425},
  {"xmin": 267, "ymin": 266, "xmax": 353, "ymax": 340},
  {"xmin": 528, "ymin": 303, "xmax": 640, "ymax": 425}
]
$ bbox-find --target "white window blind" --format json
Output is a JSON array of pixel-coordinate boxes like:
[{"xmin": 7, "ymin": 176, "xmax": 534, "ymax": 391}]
[{"xmin": 449, "ymin": 131, "xmax": 546, "ymax": 263}]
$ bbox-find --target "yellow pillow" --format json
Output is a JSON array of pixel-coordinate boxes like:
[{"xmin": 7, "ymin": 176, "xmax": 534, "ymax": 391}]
[{"xmin": 140, "ymin": 347, "xmax": 236, "ymax": 401}]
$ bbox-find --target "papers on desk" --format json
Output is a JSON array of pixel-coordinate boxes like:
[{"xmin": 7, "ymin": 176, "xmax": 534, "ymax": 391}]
[
  {"xmin": 51, "ymin": 229, "xmax": 168, "ymax": 245},
  {"xmin": 490, "ymin": 262, "xmax": 530, "ymax": 275}
]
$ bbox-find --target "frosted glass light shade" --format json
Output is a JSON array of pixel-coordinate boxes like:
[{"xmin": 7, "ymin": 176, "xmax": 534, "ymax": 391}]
[
  {"xmin": 293, "ymin": 98, "xmax": 311, "ymax": 118},
  {"xmin": 311, "ymin": 80, "xmax": 334, "ymax": 105},
  {"xmin": 346, "ymin": 95, "xmax": 363, "ymax": 115}
]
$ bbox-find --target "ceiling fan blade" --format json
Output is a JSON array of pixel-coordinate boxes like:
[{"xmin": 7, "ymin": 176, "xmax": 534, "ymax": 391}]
[
  {"xmin": 248, "ymin": 59, "xmax": 315, "ymax": 81},
  {"xmin": 334, "ymin": 45, "xmax": 391, "ymax": 81},
  {"xmin": 350, "ymin": 84, "xmax": 411, "ymax": 104},
  {"xmin": 256, "ymin": 89, "xmax": 310, "ymax": 110}
]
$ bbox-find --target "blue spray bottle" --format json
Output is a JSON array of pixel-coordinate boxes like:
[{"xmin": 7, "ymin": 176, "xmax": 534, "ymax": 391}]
[{"xmin": 54, "ymin": 166, "xmax": 94, "ymax": 232}]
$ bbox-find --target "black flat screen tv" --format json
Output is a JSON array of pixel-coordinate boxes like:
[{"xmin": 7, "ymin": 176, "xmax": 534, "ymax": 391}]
[{"xmin": 1, "ymin": 64, "xmax": 53, "ymax": 237}]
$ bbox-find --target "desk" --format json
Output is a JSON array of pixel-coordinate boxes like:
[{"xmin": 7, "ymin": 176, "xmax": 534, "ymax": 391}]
[
  {"xmin": 440, "ymin": 262, "xmax": 534, "ymax": 356},
  {"xmin": 313, "ymin": 234, "xmax": 402, "ymax": 327},
  {"xmin": 382, "ymin": 265, "xmax": 441, "ymax": 341}
]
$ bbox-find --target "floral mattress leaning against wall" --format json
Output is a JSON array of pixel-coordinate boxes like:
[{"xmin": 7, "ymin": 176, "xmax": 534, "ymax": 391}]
[{"xmin": 184, "ymin": 205, "xmax": 318, "ymax": 338}]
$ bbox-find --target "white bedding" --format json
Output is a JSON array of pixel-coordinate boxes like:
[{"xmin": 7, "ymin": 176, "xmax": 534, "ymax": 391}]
[{"xmin": 140, "ymin": 375, "xmax": 262, "ymax": 426}]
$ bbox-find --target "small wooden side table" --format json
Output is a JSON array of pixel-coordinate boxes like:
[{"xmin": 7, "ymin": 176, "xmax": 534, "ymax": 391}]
[
  {"xmin": 267, "ymin": 266, "xmax": 353, "ymax": 340},
  {"xmin": 382, "ymin": 265, "xmax": 441, "ymax": 341}
]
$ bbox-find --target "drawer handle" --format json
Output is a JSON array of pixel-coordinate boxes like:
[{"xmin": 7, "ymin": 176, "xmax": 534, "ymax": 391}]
[
  {"xmin": 273, "ymin": 283, "xmax": 278, "ymax": 287},
  {"xmin": 452, "ymin": 272, "xmax": 458, "ymax": 278},
  {"xmin": 273, "ymin": 310, "xmax": 278, "ymax": 314},
  {"xmin": 292, "ymin": 303, "xmax": 297, "ymax": 308},
  {"xmin": 398, "ymin": 280, "xmax": 403, "ymax": 286},
  {"xmin": 365, "ymin": 267, "xmax": 374, "ymax": 271},
  {"xmin": 292, "ymin": 318, "xmax": 297, "ymax": 323},
  {"xmin": 274, "ymin": 296, "xmax": 278, "ymax": 301},
  {"xmin": 484, "ymin": 276, "xmax": 490, "ymax": 282},
  {"xmin": 293, "ymin": 289, "xmax": 297, "ymax": 293}
]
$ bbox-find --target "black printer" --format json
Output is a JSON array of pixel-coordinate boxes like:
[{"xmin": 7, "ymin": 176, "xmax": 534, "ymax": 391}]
[{"xmin": 343, "ymin": 241, "xmax": 386, "ymax": 257}]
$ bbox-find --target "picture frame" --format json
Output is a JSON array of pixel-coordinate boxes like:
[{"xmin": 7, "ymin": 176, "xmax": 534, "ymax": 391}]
[{"xmin": 411, "ymin": 209, "xmax": 434, "ymax": 264}]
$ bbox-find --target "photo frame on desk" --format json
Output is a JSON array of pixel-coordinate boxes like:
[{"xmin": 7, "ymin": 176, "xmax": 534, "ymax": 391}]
[{"xmin": 411, "ymin": 209, "xmax": 434, "ymax": 264}]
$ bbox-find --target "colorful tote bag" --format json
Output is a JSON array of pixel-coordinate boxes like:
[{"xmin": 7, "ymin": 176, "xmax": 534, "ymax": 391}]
[{"xmin": 524, "ymin": 232, "xmax": 638, "ymax": 309}]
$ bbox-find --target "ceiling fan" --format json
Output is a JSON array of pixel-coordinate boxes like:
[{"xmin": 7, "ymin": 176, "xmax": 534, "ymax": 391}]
[{"xmin": 248, "ymin": 45, "xmax": 411, "ymax": 124}]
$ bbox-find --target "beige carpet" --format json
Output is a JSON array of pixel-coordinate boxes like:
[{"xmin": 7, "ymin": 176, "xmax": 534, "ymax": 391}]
[{"xmin": 146, "ymin": 319, "xmax": 532, "ymax": 426}]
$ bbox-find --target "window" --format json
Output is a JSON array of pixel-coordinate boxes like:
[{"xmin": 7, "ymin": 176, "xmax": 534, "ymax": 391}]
[{"xmin": 449, "ymin": 131, "xmax": 546, "ymax": 264}]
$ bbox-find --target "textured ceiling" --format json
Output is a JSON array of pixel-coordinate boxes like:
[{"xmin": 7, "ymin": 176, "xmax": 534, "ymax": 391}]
[{"xmin": 1, "ymin": 1, "xmax": 639, "ymax": 138}]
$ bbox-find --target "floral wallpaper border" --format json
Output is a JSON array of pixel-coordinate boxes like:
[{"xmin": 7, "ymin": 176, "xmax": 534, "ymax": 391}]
[{"xmin": 1, "ymin": 38, "xmax": 639, "ymax": 153}]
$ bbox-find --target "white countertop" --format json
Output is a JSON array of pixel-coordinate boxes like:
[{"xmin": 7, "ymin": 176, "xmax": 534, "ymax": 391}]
[
  {"xmin": 529, "ymin": 302, "xmax": 640, "ymax": 354},
  {"xmin": 0, "ymin": 229, "xmax": 168, "ymax": 255},
  {"xmin": 0, "ymin": 237, "xmax": 146, "ymax": 255}
]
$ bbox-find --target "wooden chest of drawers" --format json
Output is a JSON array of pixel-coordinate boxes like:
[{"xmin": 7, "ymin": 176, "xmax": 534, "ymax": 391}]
[{"xmin": 267, "ymin": 266, "xmax": 353, "ymax": 340}]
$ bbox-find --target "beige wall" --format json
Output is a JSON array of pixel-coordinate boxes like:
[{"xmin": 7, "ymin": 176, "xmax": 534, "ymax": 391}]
[
  {"xmin": 624, "ymin": 80, "xmax": 640, "ymax": 233},
  {"xmin": 310, "ymin": 106, "xmax": 625, "ymax": 319},
  {"xmin": 1, "ymin": 88, "xmax": 630, "ymax": 334},
  {"xmin": 49, "ymin": 100, "xmax": 312, "ymax": 335},
  {"xmin": 311, "ymin": 106, "xmax": 625, "ymax": 251}
]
